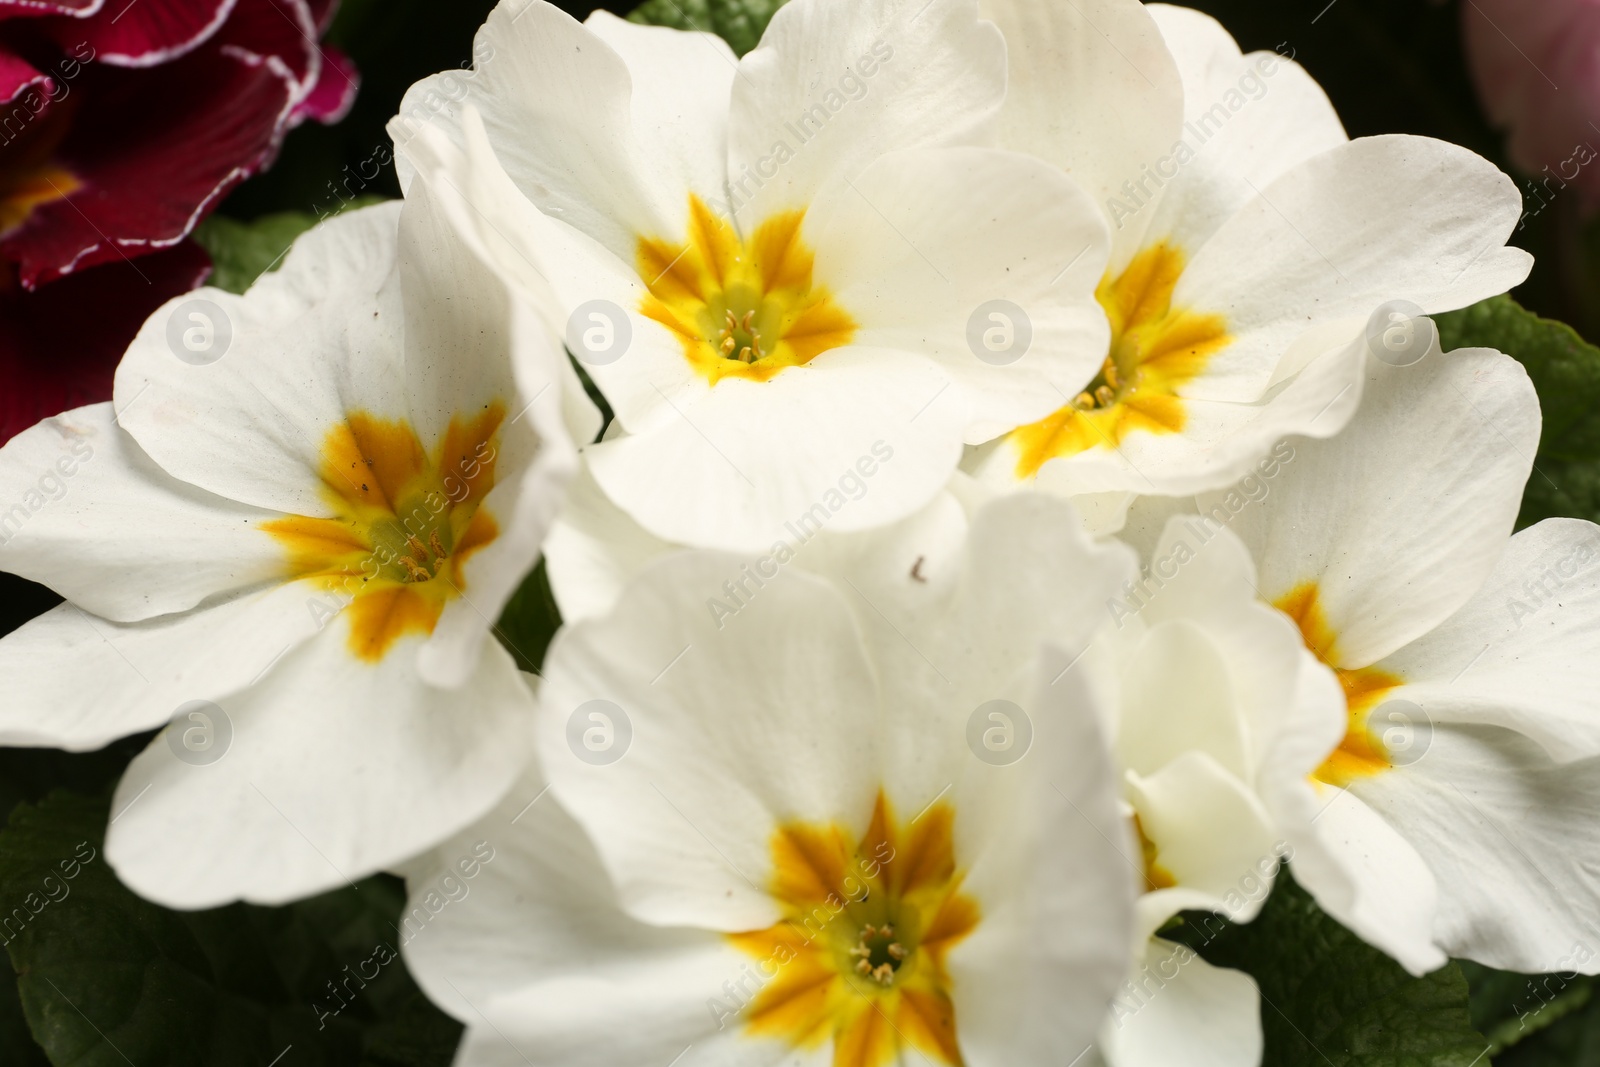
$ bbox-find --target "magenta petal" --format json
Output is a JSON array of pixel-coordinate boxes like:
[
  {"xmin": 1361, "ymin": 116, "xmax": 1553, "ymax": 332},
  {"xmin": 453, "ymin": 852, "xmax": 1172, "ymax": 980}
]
[
  {"xmin": 304, "ymin": 0, "xmax": 335, "ymax": 33},
  {"xmin": 0, "ymin": 0, "xmax": 103, "ymax": 19},
  {"xmin": 289, "ymin": 42, "xmax": 355, "ymax": 126},
  {"xmin": 0, "ymin": 47, "xmax": 51, "ymax": 104},
  {"xmin": 211, "ymin": 0, "xmax": 316, "ymax": 86},
  {"xmin": 44, "ymin": 0, "xmax": 237, "ymax": 67},
  {"xmin": 1, "ymin": 44, "xmax": 295, "ymax": 286},
  {"xmin": 0, "ymin": 239, "xmax": 210, "ymax": 444}
]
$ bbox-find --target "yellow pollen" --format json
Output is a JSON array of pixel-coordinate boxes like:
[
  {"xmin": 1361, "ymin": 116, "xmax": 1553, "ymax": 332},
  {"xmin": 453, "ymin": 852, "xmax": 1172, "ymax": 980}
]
[
  {"xmin": 1007, "ymin": 242, "xmax": 1231, "ymax": 478},
  {"xmin": 727, "ymin": 791, "xmax": 978, "ymax": 1067},
  {"xmin": 260, "ymin": 404, "xmax": 506, "ymax": 663},
  {"xmin": 636, "ymin": 195, "xmax": 857, "ymax": 385},
  {"xmin": 1274, "ymin": 582, "xmax": 1405, "ymax": 787}
]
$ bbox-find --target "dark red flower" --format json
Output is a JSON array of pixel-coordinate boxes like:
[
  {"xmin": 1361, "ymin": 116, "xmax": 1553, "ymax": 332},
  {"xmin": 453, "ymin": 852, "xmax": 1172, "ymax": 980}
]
[
  {"xmin": 0, "ymin": 239, "xmax": 210, "ymax": 438},
  {"xmin": 0, "ymin": 0, "xmax": 358, "ymax": 444}
]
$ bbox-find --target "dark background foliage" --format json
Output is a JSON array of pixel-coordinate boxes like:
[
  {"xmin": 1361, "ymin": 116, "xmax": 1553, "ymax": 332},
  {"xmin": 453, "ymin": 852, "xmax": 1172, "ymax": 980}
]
[{"xmin": 1, "ymin": 0, "xmax": 1597, "ymax": 1063}]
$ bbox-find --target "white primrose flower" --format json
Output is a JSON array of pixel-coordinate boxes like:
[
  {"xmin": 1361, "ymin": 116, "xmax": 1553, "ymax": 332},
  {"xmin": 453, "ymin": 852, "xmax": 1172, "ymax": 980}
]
[
  {"xmin": 533, "ymin": 445, "xmax": 1332, "ymax": 1067},
  {"xmin": 389, "ymin": 0, "xmax": 1116, "ymax": 552},
  {"xmin": 1082, "ymin": 513, "xmax": 1345, "ymax": 1067},
  {"xmin": 968, "ymin": 0, "xmax": 1532, "ymax": 511},
  {"xmin": 0, "ymin": 186, "xmax": 584, "ymax": 908},
  {"xmin": 401, "ymin": 493, "xmax": 1141, "ymax": 1067},
  {"xmin": 1205, "ymin": 344, "xmax": 1600, "ymax": 976}
]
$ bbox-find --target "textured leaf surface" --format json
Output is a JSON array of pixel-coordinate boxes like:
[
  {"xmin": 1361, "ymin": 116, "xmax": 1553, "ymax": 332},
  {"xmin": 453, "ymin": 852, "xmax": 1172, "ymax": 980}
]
[
  {"xmin": 1171, "ymin": 874, "xmax": 1489, "ymax": 1067},
  {"xmin": 628, "ymin": 0, "xmax": 787, "ymax": 55}
]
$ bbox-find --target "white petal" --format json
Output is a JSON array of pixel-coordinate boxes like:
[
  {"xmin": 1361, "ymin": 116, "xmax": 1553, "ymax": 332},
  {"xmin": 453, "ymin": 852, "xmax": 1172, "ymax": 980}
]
[
  {"xmin": 1130, "ymin": 519, "xmax": 1337, "ymax": 769},
  {"xmin": 1286, "ymin": 784, "xmax": 1446, "ymax": 975},
  {"xmin": 392, "ymin": 0, "xmax": 676, "ymax": 258},
  {"xmin": 1100, "ymin": 940, "xmax": 1262, "ymax": 1067},
  {"xmin": 585, "ymin": 347, "xmax": 967, "ymax": 552},
  {"xmin": 1126, "ymin": 752, "xmax": 1279, "ymax": 923},
  {"xmin": 1118, "ymin": 622, "xmax": 1249, "ymax": 781},
  {"xmin": 1176, "ymin": 136, "xmax": 1531, "ymax": 403},
  {"xmin": 981, "ymin": 0, "xmax": 1184, "ymax": 270},
  {"xmin": 397, "ymin": 178, "xmax": 581, "ymax": 687},
  {"xmin": 1073, "ymin": 490, "xmax": 1138, "ymax": 537},
  {"xmin": 1141, "ymin": 5, "xmax": 1346, "ymax": 254},
  {"xmin": 1352, "ymin": 725, "xmax": 1600, "ymax": 974},
  {"xmin": 1381, "ymin": 518, "xmax": 1600, "ymax": 761},
  {"xmin": 399, "ymin": 772, "xmax": 722, "ymax": 1025},
  {"xmin": 728, "ymin": 0, "xmax": 1005, "ymax": 224},
  {"xmin": 106, "ymin": 625, "xmax": 535, "ymax": 908},
  {"xmin": 949, "ymin": 644, "xmax": 1139, "ymax": 1067},
  {"xmin": 545, "ymin": 459, "xmax": 675, "ymax": 625},
  {"xmin": 457, "ymin": 954, "xmax": 808, "ymax": 1067},
  {"xmin": 0, "ymin": 404, "xmax": 283, "ymax": 622},
  {"xmin": 808, "ymin": 146, "xmax": 1112, "ymax": 441},
  {"xmin": 115, "ymin": 203, "xmax": 408, "ymax": 517},
  {"xmin": 396, "ymin": 177, "xmax": 519, "ymax": 460},
  {"xmin": 1254, "ymin": 648, "xmax": 1349, "ymax": 869},
  {"xmin": 402, "ymin": 112, "xmax": 701, "ymax": 435},
  {"xmin": 1215, "ymin": 347, "xmax": 1538, "ymax": 667},
  {"xmin": 537, "ymin": 553, "xmax": 883, "ymax": 931},
  {"xmin": 0, "ymin": 583, "xmax": 320, "ymax": 751},
  {"xmin": 582, "ymin": 11, "xmax": 736, "ymax": 218},
  {"xmin": 813, "ymin": 491, "xmax": 1136, "ymax": 808}
]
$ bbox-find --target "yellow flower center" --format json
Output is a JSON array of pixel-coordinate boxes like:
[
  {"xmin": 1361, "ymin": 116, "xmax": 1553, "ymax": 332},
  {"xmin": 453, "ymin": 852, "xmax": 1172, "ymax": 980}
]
[
  {"xmin": 636, "ymin": 195, "xmax": 857, "ymax": 385},
  {"xmin": 1275, "ymin": 582, "xmax": 1405, "ymax": 787},
  {"xmin": 727, "ymin": 791, "xmax": 979, "ymax": 1067},
  {"xmin": 1007, "ymin": 242, "xmax": 1230, "ymax": 478},
  {"xmin": 261, "ymin": 404, "xmax": 506, "ymax": 663}
]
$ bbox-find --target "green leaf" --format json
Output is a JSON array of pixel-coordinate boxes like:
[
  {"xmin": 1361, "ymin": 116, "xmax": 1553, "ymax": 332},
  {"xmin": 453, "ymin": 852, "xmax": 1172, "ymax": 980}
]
[
  {"xmin": 193, "ymin": 197, "xmax": 389, "ymax": 295},
  {"xmin": 1168, "ymin": 873, "xmax": 1489, "ymax": 1067},
  {"xmin": 1434, "ymin": 295, "xmax": 1600, "ymax": 527},
  {"xmin": 1494, "ymin": 995, "xmax": 1600, "ymax": 1067},
  {"xmin": 359, "ymin": 991, "xmax": 470, "ymax": 1067},
  {"xmin": 0, "ymin": 790, "xmax": 460, "ymax": 1066},
  {"xmin": 0, "ymin": 970, "xmax": 47, "ymax": 1067},
  {"xmin": 495, "ymin": 559, "xmax": 563, "ymax": 674},
  {"xmin": 1459, "ymin": 961, "xmax": 1600, "ymax": 1065},
  {"xmin": 627, "ymin": 0, "xmax": 788, "ymax": 55}
]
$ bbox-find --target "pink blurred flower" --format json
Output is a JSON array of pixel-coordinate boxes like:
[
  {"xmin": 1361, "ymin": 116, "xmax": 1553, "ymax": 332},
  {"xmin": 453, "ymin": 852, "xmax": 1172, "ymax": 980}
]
[{"xmin": 1463, "ymin": 0, "xmax": 1600, "ymax": 212}]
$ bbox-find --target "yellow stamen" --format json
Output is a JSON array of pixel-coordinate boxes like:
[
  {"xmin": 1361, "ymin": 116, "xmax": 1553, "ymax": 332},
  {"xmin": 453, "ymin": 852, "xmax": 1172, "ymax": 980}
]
[
  {"xmin": 1007, "ymin": 243, "xmax": 1231, "ymax": 477},
  {"xmin": 261, "ymin": 405, "xmax": 506, "ymax": 663},
  {"xmin": 636, "ymin": 195, "xmax": 856, "ymax": 385},
  {"xmin": 726, "ymin": 791, "xmax": 978, "ymax": 1067}
]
